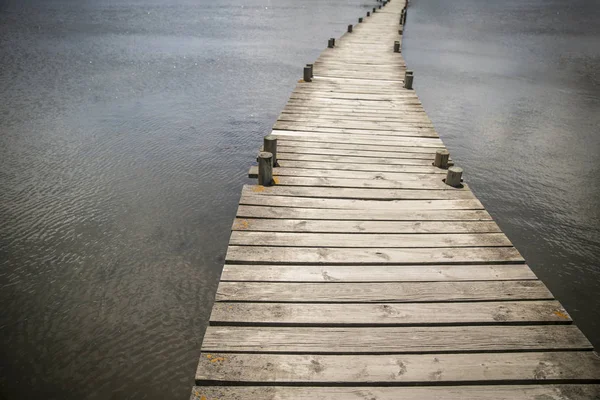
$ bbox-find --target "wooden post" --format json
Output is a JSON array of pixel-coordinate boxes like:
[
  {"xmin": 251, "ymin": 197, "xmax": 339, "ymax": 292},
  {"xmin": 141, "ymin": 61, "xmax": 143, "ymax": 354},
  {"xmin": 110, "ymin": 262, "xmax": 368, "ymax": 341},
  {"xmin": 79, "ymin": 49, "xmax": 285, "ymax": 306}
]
[
  {"xmin": 264, "ymin": 135, "xmax": 278, "ymax": 167},
  {"xmin": 367, "ymin": 11, "xmax": 370, "ymax": 17},
  {"xmin": 328, "ymin": 38, "xmax": 335, "ymax": 48},
  {"xmin": 373, "ymin": 7, "xmax": 376, "ymax": 13},
  {"xmin": 445, "ymin": 166, "xmax": 463, "ymax": 187},
  {"xmin": 358, "ymin": 17, "xmax": 363, "ymax": 23},
  {"xmin": 394, "ymin": 41, "xmax": 400, "ymax": 53},
  {"xmin": 306, "ymin": 63, "xmax": 313, "ymax": 77},
  {"xmin": 348, "ymin": 24, "xmax": 353, "ymax": 33},
  {"xmin": 378, "ymin": 5, "xmax": 382, "ymax": 9},
  {"xmin": 433, "ymin": 149, "xmax": 450, "ymax": 169},
  {"xmin": 303, "ymin": 66, "xmax": 312, "ymax": 82},
  {"xmin": 404, "ymin": 70, "xmax": 413, "ymax": 89},
  {"xmin": 257, "ymin": 152, "xmax": 274, "ymax": 186}
]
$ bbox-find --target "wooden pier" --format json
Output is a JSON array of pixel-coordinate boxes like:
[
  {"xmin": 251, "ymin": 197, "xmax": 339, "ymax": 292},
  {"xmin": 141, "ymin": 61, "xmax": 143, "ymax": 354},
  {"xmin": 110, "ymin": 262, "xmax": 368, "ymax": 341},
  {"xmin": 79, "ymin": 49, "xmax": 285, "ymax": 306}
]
[{"xmin": 190, "ymin": 0, "xmax": 600, "ymax": 398}]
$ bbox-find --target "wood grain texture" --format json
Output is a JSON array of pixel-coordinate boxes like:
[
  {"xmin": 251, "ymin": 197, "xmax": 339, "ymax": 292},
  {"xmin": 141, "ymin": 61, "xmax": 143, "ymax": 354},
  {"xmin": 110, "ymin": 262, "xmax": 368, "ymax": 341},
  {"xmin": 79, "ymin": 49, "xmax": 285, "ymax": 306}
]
[
  {"xmin": 195, "ymin": 351, "xmax": 600, "ymax": 384},
  {"xmin": 201, "ymin": 325, "xmax": 590, "ymax": 353},
  {"xmin": 191, "ymin": 385, "xmax": 600, "ymax": 400},
  {"xmin": 228, "ymin": 231, "xmax": 512, "ymax": 248},
  {"xmin": 225, "ymin": 246, "xmax": 525, "ymax": 265},
  {"xmin": 220, "ymin": 264, "xmax": 537, "ymax": 282},
  {"xmin": 241, "ymin": 186, "xmax": 476, "ymax": 201},
  {"xmin": 231, "ymin": 219, "xmax": 502, "ymax": 233},
  {"xmin": 215, "ymin": 281, "xmax": 551, "ymax": 302},
  {"xmin": 236, "ymin": 205, "xmax": 494, "ymax": 221},
  {"xmin": 209, "ymin": 301, "xmax": 571, "ymax": 326}
]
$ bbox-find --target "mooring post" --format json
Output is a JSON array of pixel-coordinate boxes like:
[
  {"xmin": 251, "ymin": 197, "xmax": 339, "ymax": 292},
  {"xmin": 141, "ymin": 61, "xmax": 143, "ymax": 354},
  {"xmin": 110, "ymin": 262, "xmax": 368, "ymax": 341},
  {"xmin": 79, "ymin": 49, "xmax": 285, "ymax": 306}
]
[
  {"xmin": 303, "ymin": 66, "xmax": 312, "ymax": 82},
  {"xmin": 433, "ymin": 149, "xmax": 450, "ymax": 169},
  {"xmin": 328, "ymin": 38, "xmax": 335, "ymax": 48},
  {"xmin": 378, "ymin": 5, "xmax": 382, "ymax": 9},
  {"xmin": 445, "ymin": 166, "xmax": 463, "ymax": 187},
  {"xmin": 373, "ymin": 7, "xmax": 376, "ymax": 13},
  {"xmin": 367, "ymin": 11, "xmax": 370, "ymax": 17},
  {"xmin": 404, "ymin": 70, "xmax": 413, "ymax": 89},
  {"xmin": 348, "ymin": 24, "xmax": 353, "ymax": 33},
  {"xmin": 394, "ymin": 41, "xmax": 400, "ymax": 53},
  {"xmin": 263, "ymin": 135, "xmax": 278, "ymax": 167},
  {"xmin": 359, "ymin": 17, "xmax": 363, "ymax": 23},
  {"xmin": 257, "ymin": 151, "xmax": 274, "ymax": 186},
  {"xmin": 306, "ymin": 63, "xmax": 313, "ymax": 77}
]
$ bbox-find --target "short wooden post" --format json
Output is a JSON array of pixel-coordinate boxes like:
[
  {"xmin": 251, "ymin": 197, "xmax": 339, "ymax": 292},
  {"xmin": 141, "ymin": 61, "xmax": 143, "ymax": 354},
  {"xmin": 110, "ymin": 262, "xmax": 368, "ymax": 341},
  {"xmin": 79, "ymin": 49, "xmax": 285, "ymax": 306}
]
[
  {"xmin": 433, "ymin": 149, "xmax": 450, "ymax": 169},
  {"xmin": 348, "ymin": 24, "xmax": 353, "ymax": 33},
  {"xmin": 264, "ymin": 135, "xmax": 278, "ymax": 167},
  {"xmin": 306, "ymin": 63, "xmax": 313, "ymax": 77},
  {"xmin": 378, "ymin": 5, "xmax": 382, "ymax": 9},
  {"xmin": 257, "ymin": 151, "xmax": 274, "ymax": 186},
  {"xmin": 303, "ymin": 66, "xmax": 312, "ymax": 82},
  {"xmin": 373, "ymin": 7, "xmax": 376, "ymax": 13},
  {"xmin": 358, "ymin": 17, "xmax": 363, "ymax": 23},
  {"xmin": 404, "ymin": 70, "xmax": 413, "ymax": 89},
  {"xmin": 328, "ymin": 38, "xmax": 335, "ymax": 48},
  {"xmin": 445, "ymin": 166, "xmax": 463, "ymax": 187},
  {"xmin": 367, "ymin": 11, "xmax": 370, "ymax": 17},
  {"xmin": 394, "ymin": 41, "xmax": 400, "ymax": 53}
]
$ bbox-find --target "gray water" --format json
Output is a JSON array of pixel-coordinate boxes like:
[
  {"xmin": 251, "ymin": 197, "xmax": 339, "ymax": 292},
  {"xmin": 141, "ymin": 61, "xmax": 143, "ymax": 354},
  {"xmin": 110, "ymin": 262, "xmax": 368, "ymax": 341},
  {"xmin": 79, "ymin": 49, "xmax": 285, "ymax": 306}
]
[{"xmin": 0, "ymin": 0, "xmax": 598, "ymax": 398}]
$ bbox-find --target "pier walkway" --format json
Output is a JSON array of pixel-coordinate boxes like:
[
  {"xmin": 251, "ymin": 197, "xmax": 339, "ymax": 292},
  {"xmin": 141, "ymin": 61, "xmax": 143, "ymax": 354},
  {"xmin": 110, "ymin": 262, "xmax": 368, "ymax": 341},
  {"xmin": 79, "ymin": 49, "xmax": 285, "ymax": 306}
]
[{"xmin": 190, "ymin": 0, "xmax": 600, "ymax": 398}]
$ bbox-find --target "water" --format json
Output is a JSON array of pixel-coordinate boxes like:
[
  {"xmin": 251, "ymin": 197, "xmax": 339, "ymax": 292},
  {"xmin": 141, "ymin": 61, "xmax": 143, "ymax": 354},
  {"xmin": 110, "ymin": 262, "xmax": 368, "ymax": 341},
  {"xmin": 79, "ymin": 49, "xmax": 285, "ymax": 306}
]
[
  {"xmin": 402, "ymin": 0, "xmax": 600, "ymax": 349},
  {"xmin": 0, "ymin": 0, "xmax": 598, "ymax": 398}
]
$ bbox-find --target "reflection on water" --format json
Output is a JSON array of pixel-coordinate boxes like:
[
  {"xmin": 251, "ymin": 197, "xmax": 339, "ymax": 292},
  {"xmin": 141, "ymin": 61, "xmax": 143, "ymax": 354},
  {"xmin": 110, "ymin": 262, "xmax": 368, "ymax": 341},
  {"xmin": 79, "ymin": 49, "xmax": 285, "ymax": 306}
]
[
  {"xmin": 403, "ymin": 0, "xmax": 600, "ymax": 348},
  {"xmin": 1, "ymin": 0, "xmax": 599, "ymax": 398}
]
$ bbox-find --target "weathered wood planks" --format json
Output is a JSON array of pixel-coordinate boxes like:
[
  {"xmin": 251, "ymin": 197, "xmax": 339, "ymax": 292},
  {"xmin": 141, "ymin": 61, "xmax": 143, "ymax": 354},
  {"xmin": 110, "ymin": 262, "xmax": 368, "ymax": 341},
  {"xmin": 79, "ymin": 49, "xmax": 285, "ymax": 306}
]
[
  {"xmin": 210, "ymin": 301, "xmax": 570, "ymax": 326},
  {"xmin": 201, "ymin": 325, "xmax": 590, "ymax": 353},
  {"xmin": 214, "ymin": 281, "xmax": 551, "ymax": 302},
  {"xmin": 191, "ymin": 385, "xmax": 600, "ymax": 400},
  {"xmin": 196, "ymin": 352, "xmax": 600, "ymax": 384},
  {"xmin": 220, "ymin": 264, "xmax": 537, "ymax": 282}
]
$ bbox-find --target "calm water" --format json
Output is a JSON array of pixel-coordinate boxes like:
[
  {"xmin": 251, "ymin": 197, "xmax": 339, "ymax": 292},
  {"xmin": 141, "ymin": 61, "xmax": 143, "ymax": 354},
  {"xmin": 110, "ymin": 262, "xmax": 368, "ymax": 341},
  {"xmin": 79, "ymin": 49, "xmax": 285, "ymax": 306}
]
[{"xmin": 0, "ymin": 0, "xmax": 599, "ymax": 398}]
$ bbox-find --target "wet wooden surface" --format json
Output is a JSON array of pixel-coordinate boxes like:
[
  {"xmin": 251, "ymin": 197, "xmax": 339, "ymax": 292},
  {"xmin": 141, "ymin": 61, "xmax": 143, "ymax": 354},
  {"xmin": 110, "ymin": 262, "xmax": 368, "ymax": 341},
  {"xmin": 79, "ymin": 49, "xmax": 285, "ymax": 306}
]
[{"xmin": 190, "ymin": 0, "xmax": 600, "ymax": 398}]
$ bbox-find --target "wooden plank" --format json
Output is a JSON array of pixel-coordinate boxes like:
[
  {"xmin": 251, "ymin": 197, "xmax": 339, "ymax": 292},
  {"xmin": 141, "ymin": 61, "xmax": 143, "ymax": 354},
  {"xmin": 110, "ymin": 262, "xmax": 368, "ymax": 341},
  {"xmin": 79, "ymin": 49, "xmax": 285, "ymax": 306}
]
[
  {"xmin": 267, "ymin": 175, "xmax": 458, "ymax": 190},
  {"xmin": 195, "ymin": 351, "xmax": 600, "ymax": 384},
  {"xmin": 277, "ymin": 146, "xmax": 438, "ymax": 159},
  {"xmin": 271, "ymin": 161, "xmax": 448, "ymax": 174},
  {"xmin": 277, "ymin": 140, "xmax": 443, "ymax": 153},
  {"xmin": 225, "ymin": 246, "xmax": 524, "ymax": 265},
  {"xmin": 236, "ymin": 205, "xmax": 494, "ymax": 221},
  {"xmin": 191, "ymin": 385, "xmax": 600, "ymax": 400},
  {"xmin": 201, "ymin": 325, "xmax": 589, "ymax": 353},
  {"xmin": 220, "ymin": 264, "xmax": 538, "ymax": 282},
  {"xmin": 229, "ymin": 232, "xmax": 512, "ymax": 248},
  {"xmin": 277, "ymin": 152, "xmax": 444, "ymax": 166},
  {"xmin": 249, "ymin": 166, "xmax": 449, "ymax": 180},
  {"xmin": 231, "ymin": 219, "xmax": 502, "ymax": 233},
  {"xmin": 214, "ymin": 281, "xmax": 551, "ymax": 302},
  {"xmin": 275, "ymin": 121, "xmax": 435, "ymax": 132},
  {"xmin": 209, "ymin": 301, "xmax": 571, "ymax": 326},
  {"xmin": 240, "ymin": 190, "xmax": 480, "ymax": 204},
  {"xmin": 274, "ymin": 123, "xmax": 438, "ymax": 138},
  {"xmin": 271, "ymin": 130, "xmax": 443, "ymax": 145}
]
